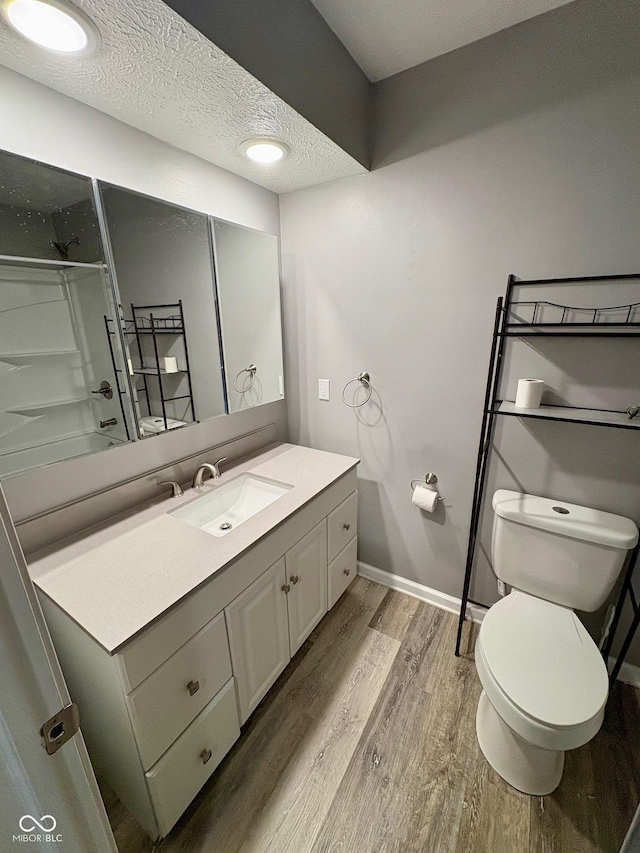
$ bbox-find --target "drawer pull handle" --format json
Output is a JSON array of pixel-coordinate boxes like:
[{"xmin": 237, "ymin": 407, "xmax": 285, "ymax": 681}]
[
  {"xmin": 343, "ymin": 568, "xmax": 351, "ymax": 576},
  {"xmin": 187, "ymin": 680, "xmax": 200, "ymax": 696},
  {"xmin": 200, "ymin": 748, "xmax": 212, "ymax": 765},
  {"xmin": 343, "ymin": 522, "xmax": 351, "ymax": 531},
  {"xmin": 290, "ymin": 575, "xmax": 300, "ymax": 585}
]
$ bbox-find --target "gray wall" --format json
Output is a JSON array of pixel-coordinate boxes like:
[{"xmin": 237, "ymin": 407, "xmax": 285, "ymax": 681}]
[
  {"xmin": 280, "ymin": 0, "xmax": 640, "ymax": 662},
  {"xmin": 164, "ymin": 0, "xmax": 371, "ymax": 169}
]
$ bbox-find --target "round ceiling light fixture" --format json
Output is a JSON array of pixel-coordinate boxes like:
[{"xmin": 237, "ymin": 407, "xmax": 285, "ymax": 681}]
[
  {"xmin": 1, "ymin": 0, "xmax": 100, "ymax": 54},
  {"xmin": 240, "ymin": 138, "xmax": 289, "ymax": 164}
]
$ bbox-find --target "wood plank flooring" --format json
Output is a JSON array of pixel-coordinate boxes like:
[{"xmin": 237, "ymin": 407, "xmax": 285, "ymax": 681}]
[{"xmin": 104, "ymin": 578, "xmax": 640, "ymax": 853}]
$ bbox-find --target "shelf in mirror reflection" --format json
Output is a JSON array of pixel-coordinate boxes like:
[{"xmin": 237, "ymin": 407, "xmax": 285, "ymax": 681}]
[
  {"xmin": 0, "ymin": 254, "xmax": 107, "ymax": 271},
  {"xmin": 133, "ymin": 367, "xmax": 188, "ymax": 376},
  {"xmin": 6, "ymin": 396, "xmax": 92, "ymax": 416},
  {"xmin": 0, "ymin": 350, "xmax": 80, "ymax": 362}
]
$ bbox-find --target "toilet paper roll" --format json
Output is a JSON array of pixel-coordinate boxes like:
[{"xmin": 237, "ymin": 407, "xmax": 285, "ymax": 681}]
[
  {"xmin": 515, "ymin": 378, "xmax": 544, "ymax": 409},
  {"xmin": 163, "ymin": 356, "xmax": 178, "ymax": 373},
  {"xmin": 412, "ymin": 484, "xmax": 439, "ymax": 513}
]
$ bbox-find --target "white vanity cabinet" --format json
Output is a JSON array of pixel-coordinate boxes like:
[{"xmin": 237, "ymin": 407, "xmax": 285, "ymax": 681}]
[
  {"xmin": 227, "ymin": 519, "xmax": 329, "ymax": 723},
  {"xmin": 285, "ymin": 519, "xmax": 328, "ymax": 655},
  {"xmin": 226, "ymin": 557, "xmax": 290, "ymax": 724},
  {"xmin": 35, "ymin": 463, "xmax": 358, "ymax": 841}
]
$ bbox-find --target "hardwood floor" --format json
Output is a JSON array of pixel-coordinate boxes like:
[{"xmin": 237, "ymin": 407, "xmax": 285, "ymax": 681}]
[{"xmin": 104, "ymin": 578, "xmax": 640, "ymax": 853}]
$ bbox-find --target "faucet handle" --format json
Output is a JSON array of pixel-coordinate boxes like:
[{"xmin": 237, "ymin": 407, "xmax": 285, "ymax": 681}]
[
  {"xmin": 213, "ymin": 457, "xmax": 227, "ymax": 470},
  {"xmin": 159, "ymin": 480, "xmax": 184, "ymax": 498}
]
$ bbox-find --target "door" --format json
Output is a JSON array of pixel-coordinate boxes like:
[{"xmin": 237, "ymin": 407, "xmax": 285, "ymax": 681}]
[
  {"xmin": 0, "ymin": 486, "xmax": 117, "ymax": 852},
  {"xmin": 225, "ymin": 558, "xmax": 290, "ymax": 724},
  {"xmin": 285, "ymin": 520, "xmax": 328, "ymax": 656}
]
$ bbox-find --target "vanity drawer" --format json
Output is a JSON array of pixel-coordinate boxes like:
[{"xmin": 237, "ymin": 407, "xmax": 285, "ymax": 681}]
[
  {"xmin": 146, "ymin": 678, "xmax": 239, "ymax": 838},
  {"xmin": 327, "ymin": 490, "xmax": 358, "ymax": 562},
  {"xmin": 328, "ymin": 536, "xmax": 357, "ymax": 609},
  {"xmin": 126, "ymin": 611, "xmax": 232, "ymax": 770},
  {"xmin": 118, "ymin": 584, "xmax": 229, "ymax": 693}
]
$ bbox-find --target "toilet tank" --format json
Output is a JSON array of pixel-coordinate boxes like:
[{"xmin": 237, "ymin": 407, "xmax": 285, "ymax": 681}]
[{"xmin": 491, "ymin": 490, "xmax": 638, "ymax": 611}]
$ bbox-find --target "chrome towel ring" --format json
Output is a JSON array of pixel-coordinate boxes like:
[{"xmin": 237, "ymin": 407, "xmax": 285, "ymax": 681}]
[
  {"xmin": 342, "ymin": 372, "xmax": 372, "ymax": 408},
  {"xmin": 233, "ymin": 363, "xmax": 257, "ymax": 393}
]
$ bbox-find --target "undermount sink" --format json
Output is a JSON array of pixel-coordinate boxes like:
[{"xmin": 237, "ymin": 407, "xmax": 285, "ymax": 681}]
[{"xmin": 169, "ymin": 474, "xmax": 293, "ymax": 536}]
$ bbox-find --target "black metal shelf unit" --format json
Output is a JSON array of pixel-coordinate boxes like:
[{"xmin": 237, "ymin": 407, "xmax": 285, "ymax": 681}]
[
  {"xmin": 128, "ymin": 301, "xmax": 196, "ymax": 431},
  {"xmin": 105, "ymin": 300, "xmax": 196, "ymax": 434},
  {"xmin": 455, "ymin": 272, "xmax": 640, "ymax": 683}
]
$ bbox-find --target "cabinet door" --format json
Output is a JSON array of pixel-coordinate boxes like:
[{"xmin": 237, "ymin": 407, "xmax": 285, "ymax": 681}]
[
  {"xmin": 225, "ymin": 558, "xmax": 290, "ymax": 724},
  {"xmin": 285, "ymin": 520, "xmax": 328, "ymax": 656}
]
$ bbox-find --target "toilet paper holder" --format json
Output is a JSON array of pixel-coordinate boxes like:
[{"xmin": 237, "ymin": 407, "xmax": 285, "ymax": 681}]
[{"xmin": 410, "ymin": 473, "xmax": 445, "ymax": 501}]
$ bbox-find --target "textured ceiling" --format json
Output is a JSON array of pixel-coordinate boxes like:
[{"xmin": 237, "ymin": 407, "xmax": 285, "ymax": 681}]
[
  {"xmin": 0, "ymin": 0, "xmax": 367, "ymax": 194},
  {"xmin": 310, "ymin": 0, "xmax": 575, "ymax": 81}
]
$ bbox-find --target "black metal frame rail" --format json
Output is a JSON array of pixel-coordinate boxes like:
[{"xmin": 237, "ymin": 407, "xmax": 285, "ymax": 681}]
[
  {"xmin": 103, "ymin": 314, "xmax": 132, "ymax": 442},
  {"xmin": 455, "ymin": 272, "xmax": 640, "ymax": 682}
]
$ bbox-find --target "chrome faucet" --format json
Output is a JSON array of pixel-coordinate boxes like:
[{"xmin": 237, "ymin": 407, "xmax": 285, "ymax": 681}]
[{"xmin": 192, "ymin": 457, "xmax": 227, "ymax": 488}]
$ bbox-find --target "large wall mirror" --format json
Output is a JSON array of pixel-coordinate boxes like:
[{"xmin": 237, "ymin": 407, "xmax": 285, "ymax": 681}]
[
  {"xmin": 212, "ymin": 220, "xmax": 284, "ymax": 412},
  {"xmin": 0, "ymin": 151, "xmax": 134, "ymax": 478},
  {"xmin": 0, "ymin": 149, "xmax": 285, "ymax": 479},
  {"xmin": 98, "ymin": 185, "xmax": 227, "ymax": 436}
]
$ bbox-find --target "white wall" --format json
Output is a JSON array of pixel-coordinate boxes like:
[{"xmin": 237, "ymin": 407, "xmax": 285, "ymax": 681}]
[
  {"xmin": 0, "ymin": 66, "xmax": 286, "ymax": 521},
  {"xmin": 280, "ymin": 0, "xmax": 640, "ymax": 661}
]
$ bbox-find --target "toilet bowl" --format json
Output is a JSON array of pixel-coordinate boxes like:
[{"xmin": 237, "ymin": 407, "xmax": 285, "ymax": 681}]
[
  {"xmin": 474, "ymin": 490, "xmax": 638, "ymax": 795},
  {"xmin": 474, "ymin": 589, "xmax": 607, "ymax": 795}
]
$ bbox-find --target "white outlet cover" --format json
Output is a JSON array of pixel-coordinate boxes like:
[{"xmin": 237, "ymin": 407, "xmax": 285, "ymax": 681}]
[{"xmin": 318, "ymin": 379, "xmax": 330, "ymax": 401}]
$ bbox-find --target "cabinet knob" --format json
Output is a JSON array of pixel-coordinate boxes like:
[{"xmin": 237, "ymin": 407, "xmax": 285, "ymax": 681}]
[
  {"xmin": 290, "ymin": 575, "xmax": 300, "ymax": 585},
  {"xmin": 200, "ymin": 748, "xmax": 212, "ymax": 765},
  {"xmin": 343, "ymin": 522, "xmax": 351, "ymax": 531},
  {"xmin": 281, "ymin": 584, "xmax": 290, "ymax": 594},
  {"xmin": 187, "ymin": 680, "xmax": 200, "ymax": 696},
  {"xmin": 343, "ymin": 568, "xmax": 351, "ymax": 576}
]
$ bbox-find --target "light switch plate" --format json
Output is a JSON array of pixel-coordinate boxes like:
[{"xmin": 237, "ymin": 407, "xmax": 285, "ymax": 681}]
[{"xmin": 318, "ymin": 379, "xmax": 330, "ymax": 401}]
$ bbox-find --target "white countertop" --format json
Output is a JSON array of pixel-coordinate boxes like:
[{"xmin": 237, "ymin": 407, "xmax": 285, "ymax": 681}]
[{"xmin": 29, "ymin": 443, "xmax": 358, "ymax": 654}]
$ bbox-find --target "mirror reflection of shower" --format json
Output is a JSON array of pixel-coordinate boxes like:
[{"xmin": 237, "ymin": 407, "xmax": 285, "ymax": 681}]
[{"xmin": 0, "ymin": 151, "xmax": 133, "ymax": 478}]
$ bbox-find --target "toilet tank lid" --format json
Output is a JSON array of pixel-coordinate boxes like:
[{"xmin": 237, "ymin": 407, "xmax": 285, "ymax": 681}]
[{"xmin": 492, "ymin": 490, "xmax": 639, "ymax": 550}]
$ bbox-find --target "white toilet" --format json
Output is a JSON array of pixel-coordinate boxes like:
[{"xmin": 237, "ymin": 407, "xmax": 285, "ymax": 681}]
[{"xmin": 475, "ymin": 489, "xmax": 638, "ymax": 796}]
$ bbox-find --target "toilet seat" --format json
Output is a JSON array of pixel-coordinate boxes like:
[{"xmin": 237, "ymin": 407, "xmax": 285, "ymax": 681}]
[{"xmin": 475, "ymin": 590, "xmax": 608, "ymax": 751}]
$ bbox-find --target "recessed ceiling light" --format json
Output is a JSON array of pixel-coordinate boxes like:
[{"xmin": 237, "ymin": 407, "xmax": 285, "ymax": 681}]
[
  {"xmin": 1, "ymin": 0, "xmax": 100, "ymax": 55},
  {"xmin": 240, "ymin": 138, "xmax": 289, "ymax": 164}
]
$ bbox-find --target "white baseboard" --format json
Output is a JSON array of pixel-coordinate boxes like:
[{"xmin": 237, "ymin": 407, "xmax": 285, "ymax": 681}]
[
  {"xmin": 608, "ymin": 658, "xmax": 640, "ymax": 689},
  {"xmin": 357, "ymin": 561, "xmax": 640, "ymax": 688},
  {"xmin": 357, "ymin": 561, "xmax": 487, "ymax": 624}
]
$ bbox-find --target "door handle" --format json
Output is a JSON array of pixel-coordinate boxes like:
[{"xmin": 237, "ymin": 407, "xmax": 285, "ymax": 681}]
[
  {"xmin": 187, "ymin": 680, "xmax": 200, "ymax": 696},
  {"xmin": 290, "ymin": 575, "xmax": 299, "ymax": 585},
  {"xmin": 200, "ymin": 748, "xmax": 212, "ymax": 765}
]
